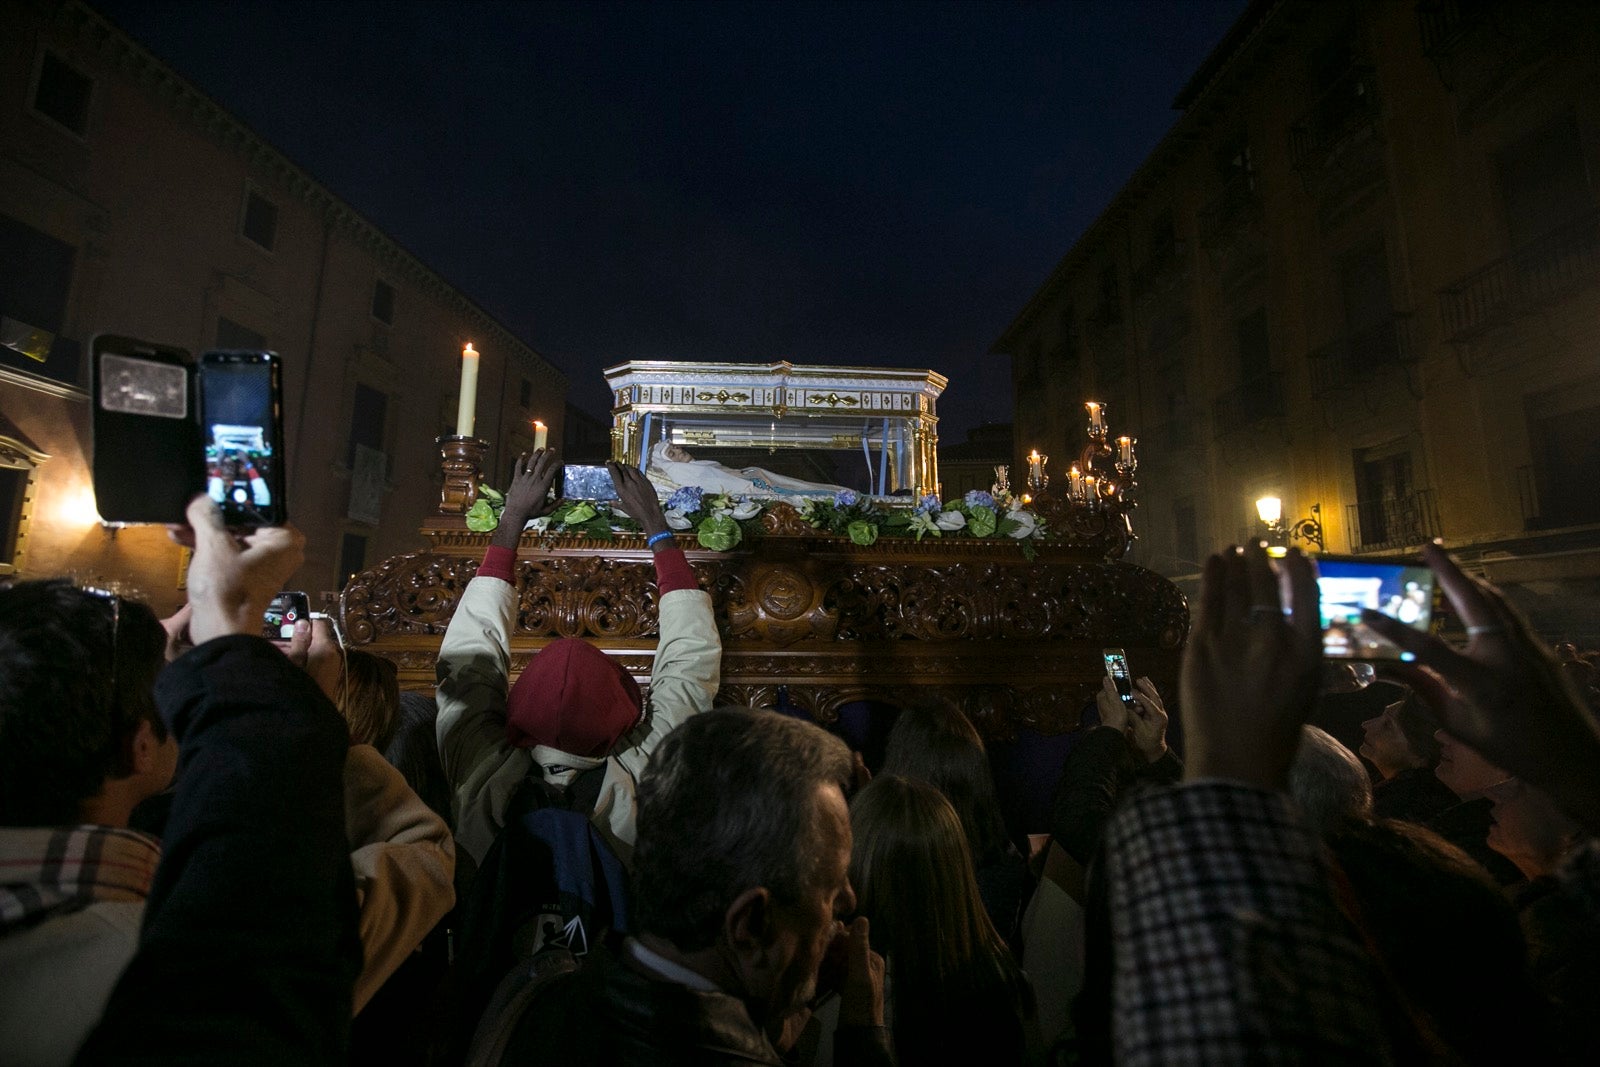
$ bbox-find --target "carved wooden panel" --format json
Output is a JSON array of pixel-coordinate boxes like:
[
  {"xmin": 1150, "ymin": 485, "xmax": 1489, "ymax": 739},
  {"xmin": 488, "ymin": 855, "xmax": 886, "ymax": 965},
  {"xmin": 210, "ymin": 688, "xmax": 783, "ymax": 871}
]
[{"xmin": 348, "ymin": 518, "xmax": 1190, "ymax": 741}]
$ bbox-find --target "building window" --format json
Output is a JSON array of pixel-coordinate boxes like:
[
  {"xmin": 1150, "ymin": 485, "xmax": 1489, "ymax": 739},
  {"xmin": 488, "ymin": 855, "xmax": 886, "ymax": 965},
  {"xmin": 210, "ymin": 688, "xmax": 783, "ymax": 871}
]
[
  {"xmin": 241, "ymin": 189, "xmax": 278, "ymax": 251},
  {"xmin": 32, "ymin": 51, "xmax": 92, "ymax": 136},
  {"xmin": 371, "ymin": 280, "xmax": 395, "ymax": 325},
  {"xmin": 347, "ymin": 383, "xmax": 388, "ymax": 468},
  {"xmin": 1526, "ymin": 401, "xmax": 1600, "ymax": 529},
  {"xmin": 1352, "ymin": 441, "xmax": 1430, "ymax": 549},
  {"xmin": 0, "ymin": 212, "xmax": 79, "ymax": 385},
  {"xmin": 1496, "ymin": 113, "xmax": 1591, "ymax": 249},
  {"xmin": 0, "ymin": 435, "xmax": 47, "ymax": 576},
  {"xmin": 519, "ymin": 377, "xmax": 533, "ymax": 408},
  {"xmin": 337, "ymin": 532, "xmax": 368, "ymax": 589},
  {"xmin": 215, "ymin": 316, "xmax": 267, "ymax": 351}
]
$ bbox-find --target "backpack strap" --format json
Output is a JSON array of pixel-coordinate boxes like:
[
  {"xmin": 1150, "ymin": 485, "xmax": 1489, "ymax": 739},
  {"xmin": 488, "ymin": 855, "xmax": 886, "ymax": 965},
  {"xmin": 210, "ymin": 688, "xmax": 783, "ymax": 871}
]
[{"xmin": 463, "ymin": 946, "xmax": 580, "ymax": 1067}]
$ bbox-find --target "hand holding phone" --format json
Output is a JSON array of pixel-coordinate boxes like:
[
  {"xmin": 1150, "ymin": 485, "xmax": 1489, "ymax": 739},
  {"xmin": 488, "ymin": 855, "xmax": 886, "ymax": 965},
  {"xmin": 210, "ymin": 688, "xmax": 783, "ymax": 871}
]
[
  {"xmin": 1103, "ymin": 648, "xmax": 1134, "ymax": 704},
  {"xmin": 1313, "ymin": 555, "xmax": 1437, "ymax": 661},
  {"xmin": 263, "ymin": 591, "xmax": 310, "ymax": 641}
]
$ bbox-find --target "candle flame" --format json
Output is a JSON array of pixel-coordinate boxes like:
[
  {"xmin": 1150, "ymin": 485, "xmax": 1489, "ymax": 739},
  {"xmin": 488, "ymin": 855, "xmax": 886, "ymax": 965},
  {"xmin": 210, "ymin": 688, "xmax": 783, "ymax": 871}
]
[
  {"xmin": 534, "ymin": 419, "xmax": 546, "ymax": 429},
  {"xmin": 463, "ymin": 342, "xmax": 478, "ymax": 357}
]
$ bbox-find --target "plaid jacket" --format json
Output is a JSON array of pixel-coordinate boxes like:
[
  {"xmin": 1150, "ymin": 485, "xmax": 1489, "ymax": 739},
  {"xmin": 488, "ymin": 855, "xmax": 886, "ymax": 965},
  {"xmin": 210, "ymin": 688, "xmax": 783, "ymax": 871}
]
[{"xmin": 1104, "ymin": 782, "xmax": 1392, "ymax": 1065}]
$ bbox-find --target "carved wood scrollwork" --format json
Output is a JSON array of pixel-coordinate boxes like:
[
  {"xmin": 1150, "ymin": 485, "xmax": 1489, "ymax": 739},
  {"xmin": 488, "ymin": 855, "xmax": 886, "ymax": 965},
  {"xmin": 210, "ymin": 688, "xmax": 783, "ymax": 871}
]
[{"xmin": 351, "ymin": 525, "xmax": 1190, "ymax": 741}]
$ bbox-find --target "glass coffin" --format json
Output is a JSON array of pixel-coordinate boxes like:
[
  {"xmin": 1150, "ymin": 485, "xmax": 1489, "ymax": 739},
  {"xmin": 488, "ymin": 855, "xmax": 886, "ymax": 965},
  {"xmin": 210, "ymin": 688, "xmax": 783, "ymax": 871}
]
[{"xmin": 605, "ymin": 361, "xmax": 946, "ymax": 498}]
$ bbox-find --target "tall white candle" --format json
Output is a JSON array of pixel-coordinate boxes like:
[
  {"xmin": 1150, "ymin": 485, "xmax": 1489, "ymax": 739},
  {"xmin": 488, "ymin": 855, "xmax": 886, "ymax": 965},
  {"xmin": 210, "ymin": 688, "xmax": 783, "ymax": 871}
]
[
  {"xmin": 1028, "ymin": 450, "xmax": 1043, "ymax": 482},
  {"xmin": 1069, "ymin": 465, "xmax": 1083, "ymax": 499},
  {"xmin": 533, "ymin": 420, "xmax": 548, "ymax": 450},
  {"xmin": 455, "ymin": 343, "xmax": 479, "ymax": 437},
  {"xmin": 1086, "ymin": 402, "xmax": 1103, "ymax": 432},
  {"xmin": 1118, "ymin": 435, "xmax": 1133, "ymax": 466}
]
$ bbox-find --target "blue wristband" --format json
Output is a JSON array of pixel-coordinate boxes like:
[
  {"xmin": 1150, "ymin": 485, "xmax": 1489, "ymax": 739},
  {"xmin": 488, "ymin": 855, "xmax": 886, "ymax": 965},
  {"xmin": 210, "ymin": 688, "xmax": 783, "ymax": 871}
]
[{"xmin": 646, "ymin": 531, "xmax": 676, "ymax": 549}]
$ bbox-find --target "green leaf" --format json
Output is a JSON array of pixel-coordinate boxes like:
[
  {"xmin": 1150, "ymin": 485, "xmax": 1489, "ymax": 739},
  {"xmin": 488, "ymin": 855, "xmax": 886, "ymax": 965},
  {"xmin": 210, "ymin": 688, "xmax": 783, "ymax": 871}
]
[
  {"xmin": 465, "ymin": 499, "xmax": 498, "ymax": 532},
  {"xmin": 697, "ymin": 514, "xmax": 743, "ymax": 551},
  {"xmin": 967, "ymin": 506, "xmax": 998, "ymax": 538},
  {"xmin": 478, "ymin": 485, "xmax": 504, "ymax": 503},
  {"xmin": 847, "ymin": 520, "xmax": 879, "ymax": 546}
]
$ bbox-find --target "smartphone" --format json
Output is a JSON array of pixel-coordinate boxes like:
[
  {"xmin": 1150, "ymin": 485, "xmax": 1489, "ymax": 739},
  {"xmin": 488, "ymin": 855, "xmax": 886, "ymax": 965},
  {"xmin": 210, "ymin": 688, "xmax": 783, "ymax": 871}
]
[
  {"xmin": 1103, "ymin": 648, "xmax": 1134, "ymax": 705},
  {"xmin": 1314, "ymin": 554, "xmax": 1437, "ymax": 661},
  {"xmin": 200, "ymin": 350, "xmax": 287, "ymax": 525},
  {"xmin": 91, "ymin": 334, "xmax": 205, "ymax": 523},
  {"xmin": 263, "ymin": 590, "xmax": 309, "ymax": 640},
  {"xmin": 563, "ymin": 464, "xmax": 619, "ymax": 501}
]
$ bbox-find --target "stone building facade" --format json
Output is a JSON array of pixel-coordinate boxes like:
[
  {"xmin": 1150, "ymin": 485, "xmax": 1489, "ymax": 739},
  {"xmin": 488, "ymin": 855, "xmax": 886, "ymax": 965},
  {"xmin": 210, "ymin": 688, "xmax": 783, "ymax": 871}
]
[
  {"xmin": 1, "ymin": 0, "xmax": 567, "ymax": 611},
  {"xmin": 993, "ymin": 0, "xmax": 1600, "ymax": 637}
]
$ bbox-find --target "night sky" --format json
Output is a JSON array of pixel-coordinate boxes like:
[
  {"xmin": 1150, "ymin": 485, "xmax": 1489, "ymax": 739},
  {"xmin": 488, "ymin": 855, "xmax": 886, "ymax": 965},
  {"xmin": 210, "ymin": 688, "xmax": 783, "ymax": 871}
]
[{"xmin": 93, "ymin": 0, "xmax": 1248, "ymax": 440}]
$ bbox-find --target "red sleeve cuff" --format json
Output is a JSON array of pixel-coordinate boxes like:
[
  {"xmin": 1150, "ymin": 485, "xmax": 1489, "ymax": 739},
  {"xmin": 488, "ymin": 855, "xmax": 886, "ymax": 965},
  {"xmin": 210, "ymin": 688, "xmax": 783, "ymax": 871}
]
[
  {"xmin": 653, "ymin": 546, "xmax": 698, "ymax": 593},
  {"xmin": 478, "ymin": 545, "xmax": 518, "ymax": 583}
]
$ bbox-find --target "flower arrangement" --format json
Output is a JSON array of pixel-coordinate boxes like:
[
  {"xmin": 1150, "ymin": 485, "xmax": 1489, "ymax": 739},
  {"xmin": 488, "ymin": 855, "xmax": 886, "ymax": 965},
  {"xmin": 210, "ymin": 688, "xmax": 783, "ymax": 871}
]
[{"xmin": 466, "ymin": 483, "xmax": 1046, "ymax": 556}]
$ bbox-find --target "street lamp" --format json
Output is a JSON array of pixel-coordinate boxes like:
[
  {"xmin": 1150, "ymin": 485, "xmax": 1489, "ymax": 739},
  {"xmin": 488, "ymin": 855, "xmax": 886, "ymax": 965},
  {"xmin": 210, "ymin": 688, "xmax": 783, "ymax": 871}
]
[{"xmin": 1255, "ymin": 495, "xmax": 1324, "ymax": 551}]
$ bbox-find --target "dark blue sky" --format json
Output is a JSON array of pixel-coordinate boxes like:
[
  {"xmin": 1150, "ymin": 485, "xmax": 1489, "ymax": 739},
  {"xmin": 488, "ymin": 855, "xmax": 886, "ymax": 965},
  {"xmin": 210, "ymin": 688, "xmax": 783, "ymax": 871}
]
[{"xmin": 95, "ymin": 0, "xmax": 1247, "ymax": 440}]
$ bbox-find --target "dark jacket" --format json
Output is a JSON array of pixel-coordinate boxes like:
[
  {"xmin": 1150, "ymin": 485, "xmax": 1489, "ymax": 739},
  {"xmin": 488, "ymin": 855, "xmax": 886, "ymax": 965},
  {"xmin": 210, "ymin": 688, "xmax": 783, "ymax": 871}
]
[
  {"xmin": 1050, "ymin": 725, "xmax": 1182, "ymax": 865},
  {"xmin": 496, "ymin": 935, "xmax": 892, "ymax": 1066},
  {"xmin": 75, "ymin": 636, "xmax": 361, "ymax": 1065},
  {"xmin": 1370, "ymin": 766, "xmax": 1457, "ymax": 824}
]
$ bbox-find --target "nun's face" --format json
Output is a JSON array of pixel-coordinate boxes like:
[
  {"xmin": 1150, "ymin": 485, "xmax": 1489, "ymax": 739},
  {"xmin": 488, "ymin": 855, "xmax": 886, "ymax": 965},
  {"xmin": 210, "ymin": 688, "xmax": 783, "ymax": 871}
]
[{"xmin": 663, "ymin": 444, "xmax": 693, "ymax": 463}]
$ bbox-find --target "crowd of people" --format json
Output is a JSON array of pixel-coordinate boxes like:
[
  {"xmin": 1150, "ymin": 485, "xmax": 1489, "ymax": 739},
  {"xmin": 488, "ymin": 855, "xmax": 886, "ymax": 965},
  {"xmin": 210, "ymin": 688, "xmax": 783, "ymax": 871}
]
[{"xmin": 2, "ymin": 445, "xmax": 1598, "ymax": 1065}]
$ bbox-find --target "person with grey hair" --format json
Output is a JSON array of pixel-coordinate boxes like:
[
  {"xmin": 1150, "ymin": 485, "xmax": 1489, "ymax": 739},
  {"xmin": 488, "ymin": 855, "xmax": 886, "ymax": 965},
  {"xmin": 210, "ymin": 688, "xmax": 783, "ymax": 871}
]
[
  {"xmin": 474, "ymin": 708, "xmax": 892, "ymax": 1065},
  {"xmin": 1288, "ymin": 724, "xmax": 1373, "ymax": 835}
]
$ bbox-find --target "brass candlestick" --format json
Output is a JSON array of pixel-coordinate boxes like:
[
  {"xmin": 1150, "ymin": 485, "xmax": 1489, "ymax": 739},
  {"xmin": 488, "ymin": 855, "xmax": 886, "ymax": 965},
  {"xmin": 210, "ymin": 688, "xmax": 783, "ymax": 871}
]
[{"xmin": 437, "ymin": 435, "xmax": 488, "ymax": 515}]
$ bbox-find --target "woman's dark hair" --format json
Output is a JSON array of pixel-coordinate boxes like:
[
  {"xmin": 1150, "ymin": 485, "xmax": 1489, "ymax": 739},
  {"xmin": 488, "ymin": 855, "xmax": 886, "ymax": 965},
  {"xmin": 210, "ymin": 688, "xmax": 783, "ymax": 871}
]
[
  {"xmin": 850, "ymin": 776, "xmax": 1030, "ymax": 1064},
  {"xmin": 1390, "ymin": 688, "xmax": 1442, "ymax": 767},
  {"xmin": 383, "ymin": 691, "xmax": 453, "ymax": 827},
  {"xmin": 341, "ymin": 649, "xmax": 400, "ymax": 749},
  {"xmin": 0, "ymin": 581, "xmax": 167, "ymax": 825},
  {"xmin": 881, "ymin": 703, "xmax": 1013, "ymax": 866},
  {"xmin": 1326, "ymin": 817, "xmax": 1551, "ymax": 1063}
]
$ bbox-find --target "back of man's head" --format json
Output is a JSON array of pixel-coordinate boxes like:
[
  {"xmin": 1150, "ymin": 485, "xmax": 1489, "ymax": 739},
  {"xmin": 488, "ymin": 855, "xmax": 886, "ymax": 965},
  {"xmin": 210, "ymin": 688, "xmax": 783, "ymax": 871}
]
[
  {"xmin": 1289, "ymin": 724, "xmax": 1373, "ymax": 835},
  {"xmin": 0, "ymin": 581, "xmax": 167, "ymax": 826},
  {"xmin": 632, "ymin": 708, "xmax": 853, "ymax": 950}
]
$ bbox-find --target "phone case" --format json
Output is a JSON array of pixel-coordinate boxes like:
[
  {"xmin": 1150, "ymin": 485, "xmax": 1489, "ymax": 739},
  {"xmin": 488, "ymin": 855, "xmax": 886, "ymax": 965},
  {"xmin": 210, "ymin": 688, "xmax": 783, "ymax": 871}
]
[{"xmin": 91, "ymin": 335, "xmax": 205, "ymax": 524}]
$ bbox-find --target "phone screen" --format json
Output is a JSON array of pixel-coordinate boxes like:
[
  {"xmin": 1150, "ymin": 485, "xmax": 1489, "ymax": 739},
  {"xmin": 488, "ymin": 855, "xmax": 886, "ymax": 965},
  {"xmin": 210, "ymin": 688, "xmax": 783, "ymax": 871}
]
[
  {"xmin": 201, "ymin": 351, "xmax": 286, "ymax": 525},
  {"xmin": 263, "ymin": 591, "xmax": 310, "ymax": 641},
  {"xmin": 1315, "ymin": 557, "xmax": 1436, "ymax": 661},
  {"xmin": 563, "ymin": 464, "xmax": 619, "ymax": 501},
  {"xmin": 1103, "ymin": 648, "xmax": 1133, "ymax": 703}
]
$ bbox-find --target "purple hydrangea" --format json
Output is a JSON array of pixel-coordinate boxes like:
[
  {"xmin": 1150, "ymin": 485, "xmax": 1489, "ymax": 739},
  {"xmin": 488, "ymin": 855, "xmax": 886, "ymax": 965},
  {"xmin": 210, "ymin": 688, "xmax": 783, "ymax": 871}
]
[
  {"xmin": 665, "ymin": 485, "xmax": 704, "ymax": 513},
  {"xmin": 964, "ymin": 489, "xmax": 997, "ymax": 510},
  {"xmin": 833, "ymin": 489, "xmax": 860, "ymax": 508},
  {"xmin": 913, "ymin": 493, "xmax": 942, "ymax": 516}
]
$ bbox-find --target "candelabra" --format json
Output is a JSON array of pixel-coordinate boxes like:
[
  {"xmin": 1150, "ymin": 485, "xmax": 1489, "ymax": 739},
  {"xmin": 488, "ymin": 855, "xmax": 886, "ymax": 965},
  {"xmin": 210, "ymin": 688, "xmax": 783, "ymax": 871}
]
[
  {"xmin": 1021, "ymin": 401, "xmax": 1139, "ymax": 556},
  {"xmin": 437, "ymin": 435, "xmax": 487, "ymax": 515}
]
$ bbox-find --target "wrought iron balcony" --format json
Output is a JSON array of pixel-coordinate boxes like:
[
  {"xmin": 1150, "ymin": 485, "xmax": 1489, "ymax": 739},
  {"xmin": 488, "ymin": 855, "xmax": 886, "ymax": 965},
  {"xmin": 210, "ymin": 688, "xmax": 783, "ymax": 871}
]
[
  {"xmin": 1439, "ymin": 210, "xmax": 1600, "ymax": 341},
  {"xmin": 1198, "ymin": 171, "xmax": 1261, "ymax": 251},
  {"xmin": 1212, "ymin": 372, "xmax": 1285, "ymax": 431},
  {"xmin": 1288, "ymin": 66, "xmax": 1382, "ymax": 173},
  {"xmin": 1308, "ymin": 313, "xmax": 1416, "ymax": 397},
  {"xmin": 1345, "ymin": 489, "xmax": 1440, "ymax": 552}
]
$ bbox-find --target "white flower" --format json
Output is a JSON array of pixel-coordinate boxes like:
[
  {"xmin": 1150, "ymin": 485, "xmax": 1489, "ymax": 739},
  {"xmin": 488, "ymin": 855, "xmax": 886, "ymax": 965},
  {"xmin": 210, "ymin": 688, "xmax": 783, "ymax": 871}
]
[
  {"xmin": 665, "ymin": 510, "xmax": 694, "ymax": 531},
  {"xmin": 909, "ymin": 511, "xmax": 940, "ymax": 540},
  {"xmin": 1005, "ymin": 510, "xmax": 1037, "ymax": 538},
  {"xmin": 731, "ymin": 500, "xmax": 762, "ymax": 521},
  {"xmin": 526, "ymin": 516, "xmax": 552, "ymax": 533},
  {"xmin": 934, "ymin": 510, "xmax": 967, "ymax": 532}
]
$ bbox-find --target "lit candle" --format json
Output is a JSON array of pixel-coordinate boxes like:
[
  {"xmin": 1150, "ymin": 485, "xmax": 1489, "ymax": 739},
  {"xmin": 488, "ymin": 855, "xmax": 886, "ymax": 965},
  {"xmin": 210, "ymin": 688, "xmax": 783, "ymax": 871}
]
[
  {"xmin": 533, "ymin": 420, "xmax": 548, "ymax": 450},
  {"xmin": 1086, "ymin": 401, "xmax": 1103, "ymax": 432},
  {"xmin": 1084, "ymin": 475, "xmax": 1098, "ymax": 504},
  {"xmin": 1118, "ymin": 435, "xmax": 1133, "ymax": 466},
  {"xmin": 455, "ymin": 342, "xmax": 479, "ymax": 437},
  {"xmin": 1069, "ymin": 464, "xmax": 1083, "ymax": 499},
  {"xmin": 1028, "ymin": 450, "xmax": 1043, "ymax": 483}
]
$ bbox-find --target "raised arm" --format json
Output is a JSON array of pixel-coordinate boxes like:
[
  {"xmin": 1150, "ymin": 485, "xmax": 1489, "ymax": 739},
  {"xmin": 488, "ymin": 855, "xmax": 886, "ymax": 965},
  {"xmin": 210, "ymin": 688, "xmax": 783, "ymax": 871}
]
[
  {"xmin": 436, "ymin": 449, "xmax": 561, "ymax": 868},
  {"xmin": 608, "ymin": 462, "xmax": 720, "ymax": 782},
  {"xmin": 78, "ymin": 497, "xmax": 361, "ymax": 1063}
]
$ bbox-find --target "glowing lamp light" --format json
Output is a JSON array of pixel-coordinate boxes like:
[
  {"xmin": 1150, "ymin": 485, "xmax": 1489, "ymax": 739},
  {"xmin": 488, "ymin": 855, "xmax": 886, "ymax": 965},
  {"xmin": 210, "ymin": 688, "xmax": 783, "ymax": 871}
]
[{"xmin": 1255, "ymin": 496, "xmax": 1283, "ymax": 525}]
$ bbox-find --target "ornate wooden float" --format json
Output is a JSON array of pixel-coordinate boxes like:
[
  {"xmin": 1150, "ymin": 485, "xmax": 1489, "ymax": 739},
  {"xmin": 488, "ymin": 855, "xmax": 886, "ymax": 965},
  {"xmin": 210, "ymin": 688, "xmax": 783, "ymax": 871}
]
[{"xmin": 343, "ymin": 362, "xmax": 1187, "ymax": 742}]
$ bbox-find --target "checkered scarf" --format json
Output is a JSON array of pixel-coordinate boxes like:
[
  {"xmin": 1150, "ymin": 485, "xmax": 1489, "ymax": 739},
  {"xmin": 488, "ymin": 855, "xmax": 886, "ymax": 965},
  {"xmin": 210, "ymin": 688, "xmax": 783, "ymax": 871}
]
[{"xmin": 0, "ymin": 824, "xmax": 160, "ymax": 932}]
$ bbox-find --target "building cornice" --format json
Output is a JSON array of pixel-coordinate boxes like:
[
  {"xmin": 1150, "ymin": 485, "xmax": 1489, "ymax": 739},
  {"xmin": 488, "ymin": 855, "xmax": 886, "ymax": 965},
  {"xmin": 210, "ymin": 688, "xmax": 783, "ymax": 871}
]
[{"xmin": 58, "ymin": 0, "xmax": 567, "ymax": 389}]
